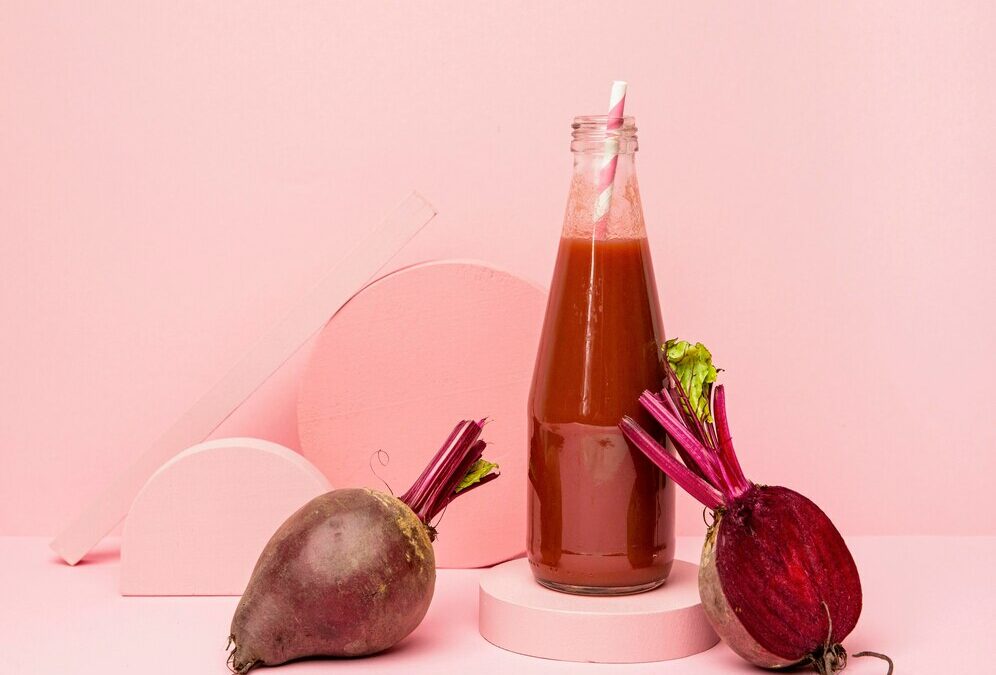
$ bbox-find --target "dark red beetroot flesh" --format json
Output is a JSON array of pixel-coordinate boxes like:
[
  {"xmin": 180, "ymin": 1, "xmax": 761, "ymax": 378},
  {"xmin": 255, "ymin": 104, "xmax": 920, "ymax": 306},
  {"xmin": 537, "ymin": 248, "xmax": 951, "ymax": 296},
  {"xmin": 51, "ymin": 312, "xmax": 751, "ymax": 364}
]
[
  {"xmin": 701, "ymin": 485, "xmax": 861, "ymax": 667},
  {"xmin": 228, "ymin": 489, "xmax": 434, "ymax": 671}
]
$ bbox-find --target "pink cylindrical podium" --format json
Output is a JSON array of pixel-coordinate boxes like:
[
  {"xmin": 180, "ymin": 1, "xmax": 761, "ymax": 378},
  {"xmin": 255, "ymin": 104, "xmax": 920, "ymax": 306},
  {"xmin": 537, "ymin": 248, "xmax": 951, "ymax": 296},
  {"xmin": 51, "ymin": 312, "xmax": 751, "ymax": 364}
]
[{"xmin": 479, "ymin": 559, "xmax": 718, "ymax": 663}]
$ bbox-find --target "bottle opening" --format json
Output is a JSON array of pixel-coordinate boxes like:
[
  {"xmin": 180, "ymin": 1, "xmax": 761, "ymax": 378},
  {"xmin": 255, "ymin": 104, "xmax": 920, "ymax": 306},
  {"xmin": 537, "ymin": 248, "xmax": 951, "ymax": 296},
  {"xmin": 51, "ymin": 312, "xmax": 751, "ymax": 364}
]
[{"xmin": 571, "ymin": 115, "xmax": 638, "ymax": 154}]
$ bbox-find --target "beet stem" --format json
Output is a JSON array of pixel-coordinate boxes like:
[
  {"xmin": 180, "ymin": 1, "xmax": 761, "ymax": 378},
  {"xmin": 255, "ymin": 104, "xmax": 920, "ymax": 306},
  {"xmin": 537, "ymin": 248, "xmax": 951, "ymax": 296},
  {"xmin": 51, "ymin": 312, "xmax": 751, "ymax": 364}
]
[
  {"xmin": 656, "ymin": 386, "xmax": 682, "ymax": 419},
  {"xmin": 705, "ymin": 385, "xmax": 720, "ymax": 448},
  {"xmin": 713, "ymin": 385, "xmax": 752, "ymax": 497},
  {"xmin": 400, "ymin": 420, "xmax": 496, "ymax": 525},
  {"xmin": 429, "ymin": 439, "xmax": 487, "ymax": 510},
  {"xmin": 639, "ymin": 391, "xmax": 726, "ymax": 491},
  {"xmin": 401, "ymin": 420, "xmax": 479, "ymax": 516},
  {"xmin": 619, "ymin": 416, "xmax": 724, "ymax": 509},
  {"xmin": 656, "ymin": 388, "xmax": 715, "ymax": 486}
]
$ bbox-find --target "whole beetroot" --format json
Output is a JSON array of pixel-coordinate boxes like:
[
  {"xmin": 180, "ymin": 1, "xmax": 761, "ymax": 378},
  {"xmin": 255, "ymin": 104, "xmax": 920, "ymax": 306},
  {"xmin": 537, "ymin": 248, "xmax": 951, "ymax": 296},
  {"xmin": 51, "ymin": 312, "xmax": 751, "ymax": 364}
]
[{"xmin": 227, "ymin": 420, "xmax": 497, "ymax": 672}]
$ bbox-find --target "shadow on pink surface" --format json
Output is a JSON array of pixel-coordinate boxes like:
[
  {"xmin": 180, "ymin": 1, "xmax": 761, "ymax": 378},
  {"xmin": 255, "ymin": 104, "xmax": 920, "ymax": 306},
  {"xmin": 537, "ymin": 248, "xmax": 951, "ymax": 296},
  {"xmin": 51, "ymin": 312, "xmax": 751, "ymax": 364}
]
[
  {"xmin": 47, "ymin": 541, "xmax": 120, "ymax": 567},
  {"xmin": 262, "ymin": 633, "xmax": 442, "ymax": 669}
]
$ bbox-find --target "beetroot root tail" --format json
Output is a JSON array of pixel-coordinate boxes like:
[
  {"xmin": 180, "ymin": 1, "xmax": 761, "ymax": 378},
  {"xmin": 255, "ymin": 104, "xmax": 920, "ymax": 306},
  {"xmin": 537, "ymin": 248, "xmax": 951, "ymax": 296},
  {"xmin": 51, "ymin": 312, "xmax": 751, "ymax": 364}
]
[{"xmin": 226, "ymin": 636, "xmax": 260, "ymax": 674}]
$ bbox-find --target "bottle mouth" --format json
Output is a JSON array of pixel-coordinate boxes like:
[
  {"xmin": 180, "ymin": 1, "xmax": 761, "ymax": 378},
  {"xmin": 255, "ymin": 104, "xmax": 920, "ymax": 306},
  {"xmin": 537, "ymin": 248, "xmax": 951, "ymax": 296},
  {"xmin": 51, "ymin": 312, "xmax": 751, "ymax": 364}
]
[{"xmin": 571, "ymin": 115, "xmax": 638, "ymax": 154}]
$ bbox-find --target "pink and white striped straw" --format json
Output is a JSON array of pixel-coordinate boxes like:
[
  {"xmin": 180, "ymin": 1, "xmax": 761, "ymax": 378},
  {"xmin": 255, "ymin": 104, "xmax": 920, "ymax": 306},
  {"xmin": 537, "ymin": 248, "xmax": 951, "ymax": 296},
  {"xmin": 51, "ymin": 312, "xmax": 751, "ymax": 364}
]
[{"xmin": 592, "ymin": 80, "xmax": 628, "ymax": 238}]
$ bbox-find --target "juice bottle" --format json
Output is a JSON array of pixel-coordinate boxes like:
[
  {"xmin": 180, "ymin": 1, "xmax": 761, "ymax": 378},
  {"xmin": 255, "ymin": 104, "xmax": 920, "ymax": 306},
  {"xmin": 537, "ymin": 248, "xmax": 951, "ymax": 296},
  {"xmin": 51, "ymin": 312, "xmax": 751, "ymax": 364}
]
[{"xmin": 527, "ymin": 114, "xmax": 674, "ymax": 595}]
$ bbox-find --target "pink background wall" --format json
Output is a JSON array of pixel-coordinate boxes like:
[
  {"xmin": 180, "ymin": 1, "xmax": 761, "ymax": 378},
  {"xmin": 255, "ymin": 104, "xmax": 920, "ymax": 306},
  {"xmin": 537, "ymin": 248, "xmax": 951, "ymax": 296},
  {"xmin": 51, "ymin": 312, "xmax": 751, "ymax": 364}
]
[{"xmin": 2, "ymin": 2, "xmax": 994, "ymax": 538}]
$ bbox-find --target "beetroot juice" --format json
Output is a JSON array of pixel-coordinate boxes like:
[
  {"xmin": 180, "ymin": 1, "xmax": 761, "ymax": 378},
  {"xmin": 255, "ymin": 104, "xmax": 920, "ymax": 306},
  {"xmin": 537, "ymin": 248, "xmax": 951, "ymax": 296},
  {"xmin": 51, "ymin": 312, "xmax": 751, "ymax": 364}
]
[{"xmin": 527, "ymin": 115, "xmax": 674, "ymax": 595}]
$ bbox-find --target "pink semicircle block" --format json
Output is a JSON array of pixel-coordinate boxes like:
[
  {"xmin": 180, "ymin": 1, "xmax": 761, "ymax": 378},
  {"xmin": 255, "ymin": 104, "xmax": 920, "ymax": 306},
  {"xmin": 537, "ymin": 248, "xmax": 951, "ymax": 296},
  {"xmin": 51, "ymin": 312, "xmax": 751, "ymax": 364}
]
[
  {"xmin": 297, "ymin": 261, "xmax": 546, "ymax": 568},
  {"xmin": 479, "ymin": 558, "xmax": 719, "ymax": 663},
  {"xmin": 120, "ymin": 438, "xmax": 331, "ymax": 596}
]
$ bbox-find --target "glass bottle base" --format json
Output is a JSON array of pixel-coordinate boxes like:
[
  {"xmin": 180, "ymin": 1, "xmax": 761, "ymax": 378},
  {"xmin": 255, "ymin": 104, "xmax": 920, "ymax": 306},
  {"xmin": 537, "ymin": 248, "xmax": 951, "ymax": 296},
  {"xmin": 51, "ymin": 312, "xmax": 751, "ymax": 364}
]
[{"xmin": 534, "ymin": 576, "xmax": 666, "ymax": 597}]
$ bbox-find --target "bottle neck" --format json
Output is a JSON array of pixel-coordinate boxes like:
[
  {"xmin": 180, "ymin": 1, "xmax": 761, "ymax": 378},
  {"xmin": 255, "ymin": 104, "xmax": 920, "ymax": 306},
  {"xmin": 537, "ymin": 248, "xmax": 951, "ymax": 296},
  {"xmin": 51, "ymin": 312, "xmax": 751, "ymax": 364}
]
[{"xmin": 562, "ymin": 151, "xmax": 646, "ymax": 240}]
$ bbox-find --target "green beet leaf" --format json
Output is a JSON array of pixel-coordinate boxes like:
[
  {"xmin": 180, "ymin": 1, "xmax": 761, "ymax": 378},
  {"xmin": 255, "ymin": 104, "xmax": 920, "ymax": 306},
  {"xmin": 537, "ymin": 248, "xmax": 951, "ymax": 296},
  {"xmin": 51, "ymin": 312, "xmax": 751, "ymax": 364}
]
[
  {"xmin": 455, "ymin": 459, "xmax": 499, "ymax": 493},
  {"xmin": 664, "ymin": 339, "xmax": 719, "ymax": 422}
]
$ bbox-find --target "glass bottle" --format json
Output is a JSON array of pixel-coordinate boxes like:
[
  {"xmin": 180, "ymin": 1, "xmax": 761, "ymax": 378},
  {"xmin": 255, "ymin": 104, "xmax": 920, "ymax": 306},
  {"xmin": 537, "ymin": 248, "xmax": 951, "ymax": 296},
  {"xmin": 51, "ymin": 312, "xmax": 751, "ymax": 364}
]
[{"xmin": 527, "ymin": 115, "xmax": 675, "ymax": 595}]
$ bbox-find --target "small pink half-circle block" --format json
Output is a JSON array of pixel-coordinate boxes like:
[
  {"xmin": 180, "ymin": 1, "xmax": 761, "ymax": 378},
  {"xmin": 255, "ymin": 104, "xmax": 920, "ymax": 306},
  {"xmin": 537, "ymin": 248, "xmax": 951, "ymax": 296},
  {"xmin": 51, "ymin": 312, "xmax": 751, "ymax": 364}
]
[{"xmin": 120, "ymin": 438, "xmax": 331, "ymax": 596}]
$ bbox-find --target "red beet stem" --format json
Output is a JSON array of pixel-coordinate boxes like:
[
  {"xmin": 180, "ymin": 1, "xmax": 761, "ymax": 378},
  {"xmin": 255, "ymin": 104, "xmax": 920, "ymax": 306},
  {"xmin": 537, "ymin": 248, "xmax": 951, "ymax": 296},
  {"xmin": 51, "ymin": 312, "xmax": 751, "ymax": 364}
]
[
  {"xmin": 401, "ymin": 420, "xmax": 491, "ymax": 524},
  {"xmin": 620, "ymin": 416, "xmax": 724, "ymax": 510},
  {"xmin": 713, "ymin": 385, "xmax": 751, "ymax": 497},
  {"xmin": 655, "ymin": 387, "xmax": 683, "ymax": 419},
  {"xmin": 400, "ymin": 421, "xmax": 475, "ymax": 512},
  {"xmin": 639, "ymin": 391, "xmax": 725, "ymax": 491},
  {"xmin": 438, "ymin": 440, "xmax": 499, "ymax": 507},
  {"xmin": 705, "ymin": 386, "xmax": 720, "ymax": 448},
  {"xmin": 655, "ymin": 389, "xmax": 716, "ymax": 486}
]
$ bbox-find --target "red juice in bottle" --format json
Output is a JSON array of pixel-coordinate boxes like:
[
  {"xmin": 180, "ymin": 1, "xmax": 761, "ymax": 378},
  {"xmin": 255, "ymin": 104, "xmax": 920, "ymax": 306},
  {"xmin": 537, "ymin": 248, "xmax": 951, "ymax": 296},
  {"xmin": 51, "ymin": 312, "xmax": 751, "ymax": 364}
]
[{"xmin": 527, "ymin": 115, "xmax": 674, "ymax": 595}]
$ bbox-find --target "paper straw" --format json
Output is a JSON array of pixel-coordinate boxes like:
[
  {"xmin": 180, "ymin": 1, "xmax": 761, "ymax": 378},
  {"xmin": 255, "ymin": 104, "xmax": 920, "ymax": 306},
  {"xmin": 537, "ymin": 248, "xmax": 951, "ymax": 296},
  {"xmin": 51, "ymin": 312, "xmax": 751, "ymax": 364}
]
[{"xmin": 592, "ymin": 80, "xmax": 628, "ymax": 237}]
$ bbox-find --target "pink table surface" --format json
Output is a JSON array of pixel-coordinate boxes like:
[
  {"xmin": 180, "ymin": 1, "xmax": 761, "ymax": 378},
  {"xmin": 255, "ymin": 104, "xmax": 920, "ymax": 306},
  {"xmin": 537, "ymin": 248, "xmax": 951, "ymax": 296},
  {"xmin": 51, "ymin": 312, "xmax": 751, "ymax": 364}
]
[{"xmin": 3, "ymin": 536, "xmax": 989, "ymax": 674}]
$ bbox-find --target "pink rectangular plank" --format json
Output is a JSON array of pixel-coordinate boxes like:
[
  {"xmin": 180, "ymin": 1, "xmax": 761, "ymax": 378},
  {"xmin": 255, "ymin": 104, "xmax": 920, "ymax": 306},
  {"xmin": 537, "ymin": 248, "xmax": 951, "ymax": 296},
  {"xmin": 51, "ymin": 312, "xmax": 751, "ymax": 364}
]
[{"xmin": 50, "ymin": 192, "xmax": 437, "ymax": 565}]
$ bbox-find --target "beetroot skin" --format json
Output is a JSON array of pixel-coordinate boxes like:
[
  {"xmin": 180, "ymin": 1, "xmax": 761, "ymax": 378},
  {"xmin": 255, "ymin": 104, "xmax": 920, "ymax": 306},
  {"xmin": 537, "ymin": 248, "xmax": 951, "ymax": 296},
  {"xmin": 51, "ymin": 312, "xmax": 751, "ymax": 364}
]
[
  {"xmin": 226, "ymin": 419, "xmax": 498, "ymax": 673},
  {"xmin": 228, "ymin": 489, "xmax": 435, "ymax": 671}
]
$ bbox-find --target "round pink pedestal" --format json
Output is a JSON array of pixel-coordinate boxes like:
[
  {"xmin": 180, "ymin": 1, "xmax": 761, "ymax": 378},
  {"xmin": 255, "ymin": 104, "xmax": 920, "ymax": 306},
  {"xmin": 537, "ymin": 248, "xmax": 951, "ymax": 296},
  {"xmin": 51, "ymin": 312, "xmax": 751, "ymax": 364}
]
[{"xmin": 479, "ymin": 558, "xmax": 718, "ymax": 663}]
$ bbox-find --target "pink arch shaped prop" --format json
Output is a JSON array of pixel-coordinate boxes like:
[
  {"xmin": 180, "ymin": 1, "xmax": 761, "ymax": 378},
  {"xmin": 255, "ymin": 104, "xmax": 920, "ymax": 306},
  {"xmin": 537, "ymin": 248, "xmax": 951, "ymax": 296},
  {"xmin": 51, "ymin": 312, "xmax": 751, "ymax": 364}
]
[{"xmin": 120, "ymin": 438, "xmax": 331, "ymax": 596}]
